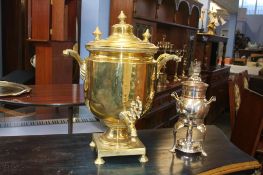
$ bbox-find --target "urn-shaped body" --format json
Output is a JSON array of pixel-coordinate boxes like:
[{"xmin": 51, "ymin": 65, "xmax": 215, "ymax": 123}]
[{"xmin": 174, "ymin": 81, "xmax": 215, "ymax": 119}]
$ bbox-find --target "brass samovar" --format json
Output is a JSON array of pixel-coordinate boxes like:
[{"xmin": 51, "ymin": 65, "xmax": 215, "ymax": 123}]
[
  {"xmin": 63, "ymin": 11, "xmax": 180, "ymax": 164},
  {"xmin": 170, "ymin": 61, "xmax": 216, "ymax": 155}
]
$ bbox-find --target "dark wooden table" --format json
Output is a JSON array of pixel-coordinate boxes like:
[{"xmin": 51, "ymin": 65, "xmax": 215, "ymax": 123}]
[
  {"xmin": 0, "ymin": 125, "xmax": 260, "ymax": 175},
  {"xmin": 0, "ymin": 84, "xmax": 85, "ymax": 133}
]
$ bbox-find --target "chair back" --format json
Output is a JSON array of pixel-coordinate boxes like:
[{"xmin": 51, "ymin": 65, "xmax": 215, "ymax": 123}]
[
  {"xmin": 230, "ymin": 88, "xmax": 263, "ymax": 156},
  {"xmin": 228, "ymin": 70, "xmax": 249, "ymax": 130}
]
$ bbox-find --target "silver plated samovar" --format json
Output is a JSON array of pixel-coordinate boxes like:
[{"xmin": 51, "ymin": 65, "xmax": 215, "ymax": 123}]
[{"xmin": 170, "ymin": 62, "xmax": 216, "ymax": 155}]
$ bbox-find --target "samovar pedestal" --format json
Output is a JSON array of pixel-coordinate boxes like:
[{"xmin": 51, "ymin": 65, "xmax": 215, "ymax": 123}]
[
  {"xmin": 89, "ymin": 128, "xmax": 148, "ymax": 165},
  {"xmin": 170, "ymin": 118, "xmax": 207, "ymax": 156}
]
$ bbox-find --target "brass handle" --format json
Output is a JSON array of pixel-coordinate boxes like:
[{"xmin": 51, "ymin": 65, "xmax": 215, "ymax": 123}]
[
  {"xmin": 156, "ymin": 53, "xmax": 181, "ymax": 79},
  {"xmin": 119, "ymin": 96, "xmax": 142, "ymax": 141},
  {"xmin": 63, "ymin": 49, "xmax": 86, "ymax": 80},
  {"xmin": 205, "ymin": 96, "xmax": 216, "ymax": 105}
]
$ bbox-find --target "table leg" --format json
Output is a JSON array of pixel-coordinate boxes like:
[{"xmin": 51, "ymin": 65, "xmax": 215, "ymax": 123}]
[{"xmin": 68, "ymin": 107, "xmax": 73, "ymax": 134}]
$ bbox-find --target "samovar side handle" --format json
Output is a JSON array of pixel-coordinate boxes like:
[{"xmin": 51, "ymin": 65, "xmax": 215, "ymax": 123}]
[
  {"xmin": 171, "ymin": 91, "xmax": 182, "ymax": 104},
  {"xmin": 205, "ymin": 96, "xmax": 216, "ymax": 105},
  {"xmin": 156, "ymin": 53, "xmax": 181, "ymax": 79},
  {"xmin": 63, "ymin": 49, "xmax": 86, "ymax": 80}
]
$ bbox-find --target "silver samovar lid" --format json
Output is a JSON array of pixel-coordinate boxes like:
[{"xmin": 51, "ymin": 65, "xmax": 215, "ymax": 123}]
[{"xmin": 181, "ymin": 60, "xmax": 208, "ymax": 99}]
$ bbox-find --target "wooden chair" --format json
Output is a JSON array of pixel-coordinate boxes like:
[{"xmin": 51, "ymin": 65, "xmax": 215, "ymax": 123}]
[
  {"xmin": 228, "ymin": 70, "xmax": 249, "ymax": 131},
  {"xmin": 230, "ymin": 88, "xmax": 263, "ymax": 156}
]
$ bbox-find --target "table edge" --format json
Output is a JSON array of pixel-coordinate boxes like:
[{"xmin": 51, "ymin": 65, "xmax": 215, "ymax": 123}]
[{"xmin": 198, "ymin": 161, "xmax": 261, "ymax": 175}]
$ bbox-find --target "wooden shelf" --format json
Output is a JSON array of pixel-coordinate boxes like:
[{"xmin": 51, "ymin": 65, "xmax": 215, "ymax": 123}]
[{"xmin": 134, "ymin": 16, "xmax": 198, "ymax": 30}]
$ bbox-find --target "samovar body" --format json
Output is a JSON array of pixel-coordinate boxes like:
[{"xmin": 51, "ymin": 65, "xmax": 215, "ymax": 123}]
[{"xmin": 171, "ymin": 80, "xmax": 216, "ymax": 154}]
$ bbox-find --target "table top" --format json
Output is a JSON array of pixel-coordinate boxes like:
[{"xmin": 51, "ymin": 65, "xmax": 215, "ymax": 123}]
[
  {"xmin": 0, "ymin": 125, "xmax": 260, "ymax": 175},
  {"xmin": 228, "ymin": 64, "xmax": 262, "ymax": 75},
  {"xmin": 0, "ymin": 84, "xmax": 85, "ymax": 106}
]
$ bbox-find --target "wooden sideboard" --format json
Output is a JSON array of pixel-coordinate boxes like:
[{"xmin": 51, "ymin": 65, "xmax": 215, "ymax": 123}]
[
  {"xmin": 27, "ymin": 0, "xmax": 81, "ymax": 84},
  {"xmin": 137, "ymin": 82, "xmax": 182, "ymax": 129}
]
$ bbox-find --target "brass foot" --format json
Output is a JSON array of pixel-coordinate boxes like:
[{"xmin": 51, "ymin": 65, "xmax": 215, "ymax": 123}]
[
  {"xmin": 95, "ymin": 157, "xmax": 105, "ymax": 165},
  {"xmin": 89, "ymin": 140, "xmax": 96, "ymax": 148},
  {"xmin": 201, "ymin": 150, "xmax": 207, "ymax": 157},
  {"xmin": 139, "ymin": 155, "xmax": 148, "ymax": 163}
]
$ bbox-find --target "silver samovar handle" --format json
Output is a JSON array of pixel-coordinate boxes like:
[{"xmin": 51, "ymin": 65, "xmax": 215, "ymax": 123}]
[
  {"xmin": 205, "ymin": 96, "xmax": 216, "ymax": 105},
  {"xmin": 171, "ymin": 91, "xmax": 182, "ymax": 104}
]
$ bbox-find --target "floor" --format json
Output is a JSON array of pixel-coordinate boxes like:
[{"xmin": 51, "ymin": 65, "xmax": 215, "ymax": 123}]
[{"xmin": 0, "ymin": 105, "xmax": 106, "ymax": 136}]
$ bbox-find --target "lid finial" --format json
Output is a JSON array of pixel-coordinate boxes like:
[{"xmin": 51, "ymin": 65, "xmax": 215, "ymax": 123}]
[
  {"xmin": 118, "ymin": 11, "xmax": 127, "ymax": 24},
  {"xmin": 93, "ymin": 27, "xmax": 102, "ymax": 41},
  {"xmin": 143, "ymin": 29, "xmax": 151, "ymax": 42}
]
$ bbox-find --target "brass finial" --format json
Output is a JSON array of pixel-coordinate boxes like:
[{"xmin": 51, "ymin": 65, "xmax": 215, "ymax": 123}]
[
  {"xmin": 93, "ymin": 27, "xmax": 102, "ymax": 41},
  {"xmin": 118, "ymin": 11, "xmax": 127, "ymax": 24},
  {"xmin": 142, "ymin": 29, "xmax": 151, "ymax": 42}
]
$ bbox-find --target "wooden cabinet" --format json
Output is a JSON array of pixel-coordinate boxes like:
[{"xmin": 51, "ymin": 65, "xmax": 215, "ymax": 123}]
[
  {"xmin": 137, "ymin": 83, "xmax": 181, "ymax": 129},
  {"xmin": 195, "ymin": 34, "xmax": 230, "ymax": 124},
  {"xmin": 202, "ymin": 66, "xmax": 230, "ymax": 124},
  {"xmin": 195, "ymin": 33, "xmax": 228, "ymax": 69},
  {"xmin": 110, "ymin": 0, "xmax": 202, "ymax": 129},
  {"xmin": 27, "ymin": 0, "xmax": 80, "ymax": 84}
]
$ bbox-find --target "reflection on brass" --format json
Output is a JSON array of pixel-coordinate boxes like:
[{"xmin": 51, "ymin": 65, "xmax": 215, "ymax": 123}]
[
  {"xmin": 170, "ymin": 63, "xmax": 215, "ymax": 155},
  {"xmin": 63, "ymin": 11, "xmax": 179, "ymax": 164},
  {"xmin": 181, "ymin": 44, "xmax": 188, "ymax": 79},
  {"xmin": 0, "ymin": 81, "xmax": 31, "ymax": 97}
]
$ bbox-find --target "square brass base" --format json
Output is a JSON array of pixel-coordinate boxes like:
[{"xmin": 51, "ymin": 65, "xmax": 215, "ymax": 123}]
[{"xmin": 90, "ymin": 133, "xmax": 148, "ymax": 165}]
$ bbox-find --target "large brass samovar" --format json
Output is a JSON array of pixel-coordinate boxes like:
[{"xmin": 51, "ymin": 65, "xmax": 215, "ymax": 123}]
[{"xmin": 63, "ymin": 11, "xmax": 180, "ymax": 164}]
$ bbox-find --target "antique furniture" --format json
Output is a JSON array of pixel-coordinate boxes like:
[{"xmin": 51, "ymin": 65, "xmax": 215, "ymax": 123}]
[
  {"xmin": 201, "ymin": 66, "xmax": 230, "ymax": 124},
  {"xmin": 26, "ymin": 0, "xmax": 80, "ymax": 84},
  {"xmin": 228, "ymin": 71, "xmax": 249, "ymax": 131},
  {"xmin": 136, "ymin": 82, "xmax": 181, "ymax": 129},
  {"xmin": 0, "ymin": 84, "xmax": 85, "ymax": 134},
  {"xmin": 63, "ymin": 11, "xmax": 182, "ymax": 164},
  {"xmin": 238, "ymin": 49, "xmax": 263, "ymax": 58},
  {"xmin": 249, "ymin": 75, "xmax": 263, "ymax": 95},
  {"xmin": 230, "ymin": 64, "xmax": 262, "ymax": 75},
  {"xmin": 195, "ymin": 33, "xmax": 228, "ymax": 69},
  {"xmin": 231, "ymin": 88, "xmax": 263, "ymax": 157},
  {"xmin": 0, "ymin": 126, "xmax": 260, "ymax": 174},
  {"xmin": 170, "ymin": 62, "xmax": 215, "ymax": 154}
]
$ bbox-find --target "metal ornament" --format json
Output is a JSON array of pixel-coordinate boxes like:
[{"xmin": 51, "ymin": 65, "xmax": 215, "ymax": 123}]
[{"xmin": 0, "ymin": 81, "xmax": 31, "ymax": 97}]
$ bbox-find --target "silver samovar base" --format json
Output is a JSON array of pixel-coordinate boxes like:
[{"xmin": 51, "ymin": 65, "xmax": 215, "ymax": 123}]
[{"xmin": 175, "ymin": 139, "xmax": 203, "ymax": 153}]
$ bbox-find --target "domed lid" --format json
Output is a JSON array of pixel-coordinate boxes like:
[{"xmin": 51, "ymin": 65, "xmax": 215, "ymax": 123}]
[{"xmin": 86, "ymin": 11, "xmax": 158, "ymax": 54}]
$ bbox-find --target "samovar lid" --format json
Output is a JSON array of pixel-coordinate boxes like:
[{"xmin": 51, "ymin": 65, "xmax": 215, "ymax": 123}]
[
  {"xmin": 86, "ymin": 11, "xmax": 158, "ymax": 54},
  {"xmin": 182, "ymin": 81, "xmax": 208, "ymax": 89}
]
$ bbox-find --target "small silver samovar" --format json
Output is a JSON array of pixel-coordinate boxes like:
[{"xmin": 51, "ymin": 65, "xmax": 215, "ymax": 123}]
[{"xmin": 170, "ymin": 62, "xmax": 216, "ymax": 155}]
